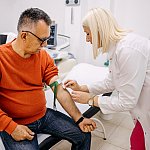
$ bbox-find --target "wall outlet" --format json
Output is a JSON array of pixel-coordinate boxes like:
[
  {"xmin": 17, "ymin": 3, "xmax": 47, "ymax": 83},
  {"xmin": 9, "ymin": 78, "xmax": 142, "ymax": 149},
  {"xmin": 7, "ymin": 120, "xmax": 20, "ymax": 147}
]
[{"xmin": 65, "ymin": 0, "xmax": 80, "ymax": 6}]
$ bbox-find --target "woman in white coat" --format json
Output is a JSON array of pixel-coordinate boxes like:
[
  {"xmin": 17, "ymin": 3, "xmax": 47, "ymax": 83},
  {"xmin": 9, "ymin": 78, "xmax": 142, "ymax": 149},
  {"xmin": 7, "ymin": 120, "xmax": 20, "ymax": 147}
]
[{"xmin": 64, "ymin": 8, "xmax": 150, "ymax": 150}]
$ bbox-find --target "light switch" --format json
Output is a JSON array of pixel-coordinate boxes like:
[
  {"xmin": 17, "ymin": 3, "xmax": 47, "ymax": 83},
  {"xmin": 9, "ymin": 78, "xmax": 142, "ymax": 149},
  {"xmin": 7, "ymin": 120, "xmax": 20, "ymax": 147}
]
[{"xmin": 65, "ymin": 0, "xmax": 80, "ymax": 6}]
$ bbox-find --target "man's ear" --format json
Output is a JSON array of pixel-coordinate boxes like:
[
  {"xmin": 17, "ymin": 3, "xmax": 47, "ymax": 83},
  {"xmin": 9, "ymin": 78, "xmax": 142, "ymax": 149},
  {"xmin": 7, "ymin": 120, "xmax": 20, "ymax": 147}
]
[{"xmin": 21, "ymin": 32, "xmax": 27, "ymax": 41}]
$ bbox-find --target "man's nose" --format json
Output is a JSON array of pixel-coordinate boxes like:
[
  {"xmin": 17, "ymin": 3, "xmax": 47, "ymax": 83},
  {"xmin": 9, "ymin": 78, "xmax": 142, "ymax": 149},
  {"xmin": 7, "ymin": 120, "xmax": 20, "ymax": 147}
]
[{"xmin": 41, "ymin": 41, "xmax": 48, "ymax": 47}]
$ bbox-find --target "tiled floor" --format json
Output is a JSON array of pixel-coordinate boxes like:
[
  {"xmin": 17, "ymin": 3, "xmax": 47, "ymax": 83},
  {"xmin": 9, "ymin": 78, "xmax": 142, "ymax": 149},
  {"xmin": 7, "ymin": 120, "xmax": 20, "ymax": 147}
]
[{"xmin": 51, "ymin": 112, "xmax": 134, "ymax": 150}]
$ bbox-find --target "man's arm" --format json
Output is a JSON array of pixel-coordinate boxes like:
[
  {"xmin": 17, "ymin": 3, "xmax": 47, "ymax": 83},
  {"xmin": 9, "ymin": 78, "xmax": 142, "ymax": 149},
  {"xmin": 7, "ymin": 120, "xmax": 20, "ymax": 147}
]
[
  {"xmin": 49, "ymin": 76, "xmax": 96, "ymax": 132},
  {"xmin": 49, "ymin": 76, "xmax": 82, "ymax": 122},
  {"xmin": 57, "ymin": 84, "xmax": 82, "ymax": 122},
  {"xmin": 0, "ymin": 109, "xmax": 34, "ymax": 141}
]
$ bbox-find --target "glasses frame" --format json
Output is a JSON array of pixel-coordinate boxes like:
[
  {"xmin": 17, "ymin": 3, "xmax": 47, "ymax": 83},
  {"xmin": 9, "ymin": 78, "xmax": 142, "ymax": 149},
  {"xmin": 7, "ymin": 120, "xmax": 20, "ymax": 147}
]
[{"xmin": 22, "ymin": 30, "xmax": 50, "ymax": 46}]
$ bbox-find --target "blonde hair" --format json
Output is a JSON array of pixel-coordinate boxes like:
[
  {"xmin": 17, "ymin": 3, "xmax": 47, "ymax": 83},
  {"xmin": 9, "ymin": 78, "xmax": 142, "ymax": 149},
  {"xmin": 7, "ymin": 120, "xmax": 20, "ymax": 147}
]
[{"xmin": 82, "ymin": 8, "xmax": 129, "ymax": 59}]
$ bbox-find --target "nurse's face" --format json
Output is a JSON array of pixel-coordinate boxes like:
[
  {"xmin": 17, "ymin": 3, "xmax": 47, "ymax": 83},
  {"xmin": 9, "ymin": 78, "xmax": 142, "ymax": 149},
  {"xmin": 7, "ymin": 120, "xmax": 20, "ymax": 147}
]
[
  {"xmin": 83, "ymin": 26, "xmax": 92, "ymax": 44},
  {"xmin": 83, "ymin": 26, "xmax": 101, "ymax": 48}
]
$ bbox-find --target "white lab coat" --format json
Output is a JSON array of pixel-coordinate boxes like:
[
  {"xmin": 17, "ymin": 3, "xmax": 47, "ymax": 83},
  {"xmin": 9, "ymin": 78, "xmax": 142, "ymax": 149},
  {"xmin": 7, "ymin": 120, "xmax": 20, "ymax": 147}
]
[{"xmin": 88, "ymin": 33, "xmax": 150, "ymax": 149}]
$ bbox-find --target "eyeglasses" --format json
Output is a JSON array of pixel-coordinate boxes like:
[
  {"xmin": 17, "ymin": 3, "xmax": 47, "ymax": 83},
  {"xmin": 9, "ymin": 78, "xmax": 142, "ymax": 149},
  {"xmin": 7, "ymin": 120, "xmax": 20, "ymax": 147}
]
[{"xmin": 22, "ymin": 31, "xmax": 50, "ymax": 46}]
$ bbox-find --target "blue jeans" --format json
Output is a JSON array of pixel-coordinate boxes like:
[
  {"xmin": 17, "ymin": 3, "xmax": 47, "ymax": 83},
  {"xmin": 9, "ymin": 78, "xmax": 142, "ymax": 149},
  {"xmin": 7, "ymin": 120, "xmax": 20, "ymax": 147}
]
[{"xmin": 1, "ymin": 108, "xmax": 91, "ymax": 150}]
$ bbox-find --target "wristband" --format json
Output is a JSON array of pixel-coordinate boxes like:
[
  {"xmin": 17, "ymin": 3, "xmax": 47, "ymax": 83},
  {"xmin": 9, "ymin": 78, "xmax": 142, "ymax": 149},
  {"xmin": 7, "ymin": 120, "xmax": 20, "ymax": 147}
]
[{"xmin": 75, "ymin": 116, "xmax": 84, "ymax": 125}]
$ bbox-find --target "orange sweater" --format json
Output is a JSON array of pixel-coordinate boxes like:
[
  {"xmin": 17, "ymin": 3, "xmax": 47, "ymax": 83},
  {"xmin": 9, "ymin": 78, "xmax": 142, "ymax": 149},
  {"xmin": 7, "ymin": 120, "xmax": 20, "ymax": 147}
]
[{"xmin": 0, "ymin": 42, "xmax": 58, "ymax": 134}]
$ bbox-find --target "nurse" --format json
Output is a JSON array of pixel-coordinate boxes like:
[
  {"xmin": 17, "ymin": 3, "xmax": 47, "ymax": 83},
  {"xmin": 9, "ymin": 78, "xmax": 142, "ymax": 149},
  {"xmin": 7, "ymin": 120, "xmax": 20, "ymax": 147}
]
[{"xmin": 64, "ymin": 7, "xmax": 150, "ymax": 150}]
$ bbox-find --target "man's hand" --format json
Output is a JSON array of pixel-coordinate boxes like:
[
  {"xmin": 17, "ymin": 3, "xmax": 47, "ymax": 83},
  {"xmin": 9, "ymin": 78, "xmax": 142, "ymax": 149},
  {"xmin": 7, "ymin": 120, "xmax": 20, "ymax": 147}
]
[
  {"xmin": 64, "ymin": 80, "xmax": 81, "ymax": 91},
  {"xmin": 11, "ymin": 125, "xmax": 35, "ymax": 141},
  {"xmin": 79, "ymin": 118, "xmax": 96, "ymax": 132}
]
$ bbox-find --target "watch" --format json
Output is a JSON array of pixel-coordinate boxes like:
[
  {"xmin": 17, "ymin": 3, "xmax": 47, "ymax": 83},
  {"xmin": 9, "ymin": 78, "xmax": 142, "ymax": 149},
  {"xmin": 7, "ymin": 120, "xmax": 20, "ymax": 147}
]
[{"xmin": 88, "ymin": 98, "xmax": 94, "ymax": 106}]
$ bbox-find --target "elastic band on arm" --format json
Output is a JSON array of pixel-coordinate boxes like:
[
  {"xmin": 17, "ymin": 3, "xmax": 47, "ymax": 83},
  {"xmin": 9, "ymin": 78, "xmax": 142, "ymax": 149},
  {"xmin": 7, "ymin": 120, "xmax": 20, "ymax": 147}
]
[{"xmin": 49, "ymin": 80, "xmax": 61, "ymax": 110}]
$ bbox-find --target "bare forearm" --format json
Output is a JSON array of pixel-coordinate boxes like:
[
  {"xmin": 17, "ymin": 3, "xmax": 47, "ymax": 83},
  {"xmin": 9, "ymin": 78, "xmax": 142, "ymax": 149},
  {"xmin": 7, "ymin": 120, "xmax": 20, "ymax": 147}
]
[
  {"xmin": 80, "ymin": 85, "xmax": 89, "ymax": 92},
  {"xmin": 57, "ymin": 84, "xmax": 82, "ymax": 122}
]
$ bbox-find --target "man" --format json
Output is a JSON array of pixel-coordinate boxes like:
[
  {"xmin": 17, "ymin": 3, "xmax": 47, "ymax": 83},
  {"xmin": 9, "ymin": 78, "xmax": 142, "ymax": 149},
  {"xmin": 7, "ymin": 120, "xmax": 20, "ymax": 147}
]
[{"xmin": 0, "ymin": 8, "xmax": 96, "ymax": 150}]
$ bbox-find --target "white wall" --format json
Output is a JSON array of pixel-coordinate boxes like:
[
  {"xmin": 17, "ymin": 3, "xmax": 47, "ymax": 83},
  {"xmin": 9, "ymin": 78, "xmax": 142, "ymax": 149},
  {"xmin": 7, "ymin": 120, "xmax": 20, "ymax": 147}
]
[
  {"xmin": 113, "ymin": 0, "xmax": 150, "ymax": 39},
  {"xmin": 64, "ymin": 0, "xmax": 111, "ymax": 66},
  {"xmin": 1, "ymin": 0, "xmax": 150, "ymax": 66},
  {"xmin": 0, "ymin": 0, "xmax": 111, "ymax": 67},
  {"xmin": 64, "ymin": 0, "xmax": 87, "ymax": 61},
  {"xmin": 66, "ymin": 0, "xmax": 150, "ymax": 66},
  {"xmin": 0, "ymin": 0, "xmax": 65, "ymax": 34}
]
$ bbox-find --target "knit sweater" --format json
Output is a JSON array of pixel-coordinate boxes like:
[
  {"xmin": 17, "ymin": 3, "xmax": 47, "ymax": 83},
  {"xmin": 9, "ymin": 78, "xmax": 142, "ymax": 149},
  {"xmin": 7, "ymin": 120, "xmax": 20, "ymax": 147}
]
[{"xmin": 0, "ymin": 42, "xmax": 58, "ymax": 134}]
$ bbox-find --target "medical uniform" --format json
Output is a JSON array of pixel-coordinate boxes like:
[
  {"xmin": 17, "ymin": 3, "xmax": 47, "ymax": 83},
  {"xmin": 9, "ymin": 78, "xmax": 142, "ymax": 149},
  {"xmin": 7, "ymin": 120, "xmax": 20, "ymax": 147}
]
[{"xmin": 88, "ymin": 33, "xmax": 150, "ymax": 149}]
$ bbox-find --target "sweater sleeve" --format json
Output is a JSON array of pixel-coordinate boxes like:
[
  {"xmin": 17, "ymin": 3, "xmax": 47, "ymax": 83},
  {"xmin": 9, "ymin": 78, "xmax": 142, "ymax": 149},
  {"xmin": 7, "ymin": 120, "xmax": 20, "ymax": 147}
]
[
  {"xmin": 0, "ymin": 109, "xmax": 18, "ymax": 134},
  {"xmin": 0, "ymin": 46, "xmax": 17, "ymax": 134},
  {"xmin": 42, "ymin": 51, "xmax": 58, "ymax": 85},
  {"xmin": 98, "ymin": 47, "xmax": 148, "ymax": 114}
]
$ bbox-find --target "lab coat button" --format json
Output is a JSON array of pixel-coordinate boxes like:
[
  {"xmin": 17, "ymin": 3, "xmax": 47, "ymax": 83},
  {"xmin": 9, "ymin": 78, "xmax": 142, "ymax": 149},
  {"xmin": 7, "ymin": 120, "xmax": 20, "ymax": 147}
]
[
  {"xmin": 138, "ymin": 117, "xmax": 140, "ymax": 119},
  {"xmin": 109, "ymin": 70, "xmax": 111, "ymax": 73},
  {"xmin": 145, "ymin": 132, "xmax": 146, "ymax": 135}
]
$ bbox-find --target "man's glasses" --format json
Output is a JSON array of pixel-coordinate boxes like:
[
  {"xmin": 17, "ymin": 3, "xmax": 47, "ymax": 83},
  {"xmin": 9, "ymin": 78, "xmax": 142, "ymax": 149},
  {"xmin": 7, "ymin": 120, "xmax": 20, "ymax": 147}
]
[{"xmin": 22, "ymin": 31, "xmax": 50, "ymax": 46}]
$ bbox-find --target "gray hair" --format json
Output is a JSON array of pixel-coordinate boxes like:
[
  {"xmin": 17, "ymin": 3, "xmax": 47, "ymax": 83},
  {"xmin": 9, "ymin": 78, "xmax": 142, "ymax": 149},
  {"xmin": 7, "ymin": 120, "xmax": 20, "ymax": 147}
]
[
  {"xmin": 17, "ymin": 8, "xmax": 51, "ymax": 32},
  {"xmin": 82, "ymin": 8, "xmax": 129, "ymax": 59}
]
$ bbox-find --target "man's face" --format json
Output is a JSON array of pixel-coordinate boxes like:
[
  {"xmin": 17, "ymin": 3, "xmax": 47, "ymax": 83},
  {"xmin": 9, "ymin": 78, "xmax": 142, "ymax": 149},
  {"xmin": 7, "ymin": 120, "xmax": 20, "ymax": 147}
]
[{"xmin": 22, "ymin": 20, "xmax": 50, "ymax": 54}]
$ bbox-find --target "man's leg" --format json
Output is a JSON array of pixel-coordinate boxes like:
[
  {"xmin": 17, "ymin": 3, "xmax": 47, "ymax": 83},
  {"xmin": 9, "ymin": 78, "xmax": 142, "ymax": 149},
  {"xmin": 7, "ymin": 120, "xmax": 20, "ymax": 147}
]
[
  {"xmin": 39, "ymin": 108, "xmax": 91, "ymax": 150},
  {"xmin": 1, "ymin": 131, "xmax": 39, "ymax": 150}
]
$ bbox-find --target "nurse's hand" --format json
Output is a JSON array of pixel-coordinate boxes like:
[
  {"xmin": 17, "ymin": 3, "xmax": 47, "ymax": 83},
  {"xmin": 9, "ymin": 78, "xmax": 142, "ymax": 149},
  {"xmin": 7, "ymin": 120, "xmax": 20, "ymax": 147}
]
[
  {"xmin": 71, "ymin": 91, "xmax": 90, "ymax": 104},
  {"xmin": 64, "ymin": 80, "xmax": 81, "ymax": 91}
]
